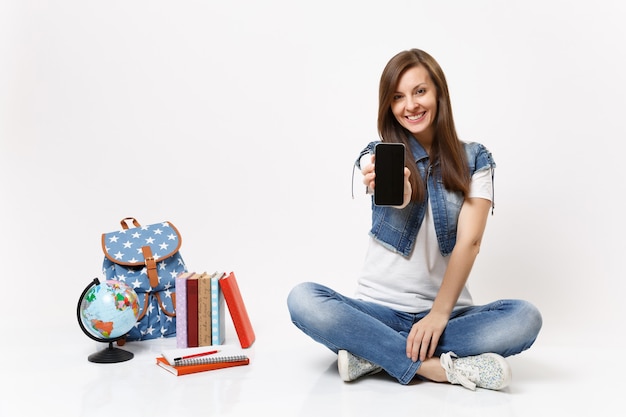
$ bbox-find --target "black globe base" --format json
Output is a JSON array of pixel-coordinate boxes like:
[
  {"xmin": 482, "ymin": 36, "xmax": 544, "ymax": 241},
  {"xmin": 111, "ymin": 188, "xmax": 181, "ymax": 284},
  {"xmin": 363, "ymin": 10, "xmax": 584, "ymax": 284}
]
[{"xmin": 88, "ymin": 341, "xmax": 134, "ymax": 363}]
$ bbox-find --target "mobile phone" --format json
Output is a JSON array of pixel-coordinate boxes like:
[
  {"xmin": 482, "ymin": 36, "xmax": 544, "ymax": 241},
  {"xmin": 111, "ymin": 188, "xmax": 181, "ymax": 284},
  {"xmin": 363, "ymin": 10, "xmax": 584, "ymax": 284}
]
[{"xmin": 374, "ymin": 143, "xmax": 405, "ymax": 206}]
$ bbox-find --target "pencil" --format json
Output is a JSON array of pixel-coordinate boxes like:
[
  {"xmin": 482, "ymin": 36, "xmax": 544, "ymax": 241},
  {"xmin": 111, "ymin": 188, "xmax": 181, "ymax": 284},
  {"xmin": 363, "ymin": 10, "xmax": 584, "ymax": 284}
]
[{"xmin": 174, "ymin": 350, "xmax": 219, "ymax": 361}]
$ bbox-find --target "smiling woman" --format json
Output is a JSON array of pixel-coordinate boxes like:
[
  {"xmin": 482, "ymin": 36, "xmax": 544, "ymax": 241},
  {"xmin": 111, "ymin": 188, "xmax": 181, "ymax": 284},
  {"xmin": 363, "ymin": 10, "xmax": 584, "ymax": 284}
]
[{"xmin": 287, "ymin": 48, "xmax": 543, "ymax": 391}]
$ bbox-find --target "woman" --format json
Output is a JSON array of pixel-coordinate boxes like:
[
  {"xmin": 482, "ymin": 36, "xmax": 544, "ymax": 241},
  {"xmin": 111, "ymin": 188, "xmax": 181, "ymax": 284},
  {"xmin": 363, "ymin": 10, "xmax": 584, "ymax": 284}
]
[{"xmin": 287, "ymin": 48, "xmax": 542, "ymax": 390}]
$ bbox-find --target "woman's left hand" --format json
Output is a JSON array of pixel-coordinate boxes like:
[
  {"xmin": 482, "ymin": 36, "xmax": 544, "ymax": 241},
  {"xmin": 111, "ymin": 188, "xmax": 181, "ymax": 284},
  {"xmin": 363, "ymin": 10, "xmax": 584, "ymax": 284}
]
[{"xmin": 406, "ymin": 311, "xmax": 449, "ymax": 362}]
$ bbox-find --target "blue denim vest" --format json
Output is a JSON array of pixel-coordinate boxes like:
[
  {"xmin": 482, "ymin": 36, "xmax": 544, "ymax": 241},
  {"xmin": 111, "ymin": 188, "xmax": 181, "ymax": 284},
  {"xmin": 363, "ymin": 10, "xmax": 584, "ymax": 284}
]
[{"xmin": 356, "ymin": 137, "xmax": 496, "ymax": 257}]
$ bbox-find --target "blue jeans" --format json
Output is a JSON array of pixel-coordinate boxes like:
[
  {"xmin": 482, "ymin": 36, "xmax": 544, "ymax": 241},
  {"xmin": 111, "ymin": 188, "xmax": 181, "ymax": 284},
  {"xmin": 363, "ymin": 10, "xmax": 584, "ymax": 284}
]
[{"xmin": 287, "ymin": 282, "xmax": 542, "ymax": 385}]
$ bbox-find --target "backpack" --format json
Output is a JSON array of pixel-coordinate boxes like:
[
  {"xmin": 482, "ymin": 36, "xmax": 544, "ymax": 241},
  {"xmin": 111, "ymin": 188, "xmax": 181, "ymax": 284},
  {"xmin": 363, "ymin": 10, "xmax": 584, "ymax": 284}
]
[{"xmin": 101, "ymin": 217, "xmax": 187, "ymax": 341}]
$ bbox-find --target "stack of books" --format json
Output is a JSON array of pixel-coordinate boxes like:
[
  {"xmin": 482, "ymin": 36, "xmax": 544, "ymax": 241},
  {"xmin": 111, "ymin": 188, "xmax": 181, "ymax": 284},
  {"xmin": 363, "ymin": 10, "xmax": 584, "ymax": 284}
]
[{"xmin": 175, "ymin": 270, "xmax": 255, "ymax": 350}]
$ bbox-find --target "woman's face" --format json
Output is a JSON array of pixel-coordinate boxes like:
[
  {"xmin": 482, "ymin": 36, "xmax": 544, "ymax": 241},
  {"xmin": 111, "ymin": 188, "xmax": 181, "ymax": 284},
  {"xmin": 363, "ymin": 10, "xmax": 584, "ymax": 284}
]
[{"xmin": 391, "ymin": 65, "xmax": 437, "ymax": 145}]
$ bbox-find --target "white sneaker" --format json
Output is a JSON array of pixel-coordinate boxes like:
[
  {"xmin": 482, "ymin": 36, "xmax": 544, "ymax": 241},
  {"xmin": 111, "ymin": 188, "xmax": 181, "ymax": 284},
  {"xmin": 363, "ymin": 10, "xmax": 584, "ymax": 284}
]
[
  {"xmin": 337, "ymin": 350, "xmax": 382, "ymax": 382},
  {"xmin": 440, "ymin": 352, "xmax": 512, "ymax": 391}
]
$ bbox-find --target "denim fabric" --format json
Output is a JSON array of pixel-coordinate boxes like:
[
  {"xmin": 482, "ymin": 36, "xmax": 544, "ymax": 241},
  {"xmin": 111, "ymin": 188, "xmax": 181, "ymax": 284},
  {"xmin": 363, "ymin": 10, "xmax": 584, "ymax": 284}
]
[
  {"xmin": 357, "ymin": 138, "xmax": 496, "ymax": 257},
  {"xmin": 287, "ymin": 282, "xmax": 542, "ymax": 385}
]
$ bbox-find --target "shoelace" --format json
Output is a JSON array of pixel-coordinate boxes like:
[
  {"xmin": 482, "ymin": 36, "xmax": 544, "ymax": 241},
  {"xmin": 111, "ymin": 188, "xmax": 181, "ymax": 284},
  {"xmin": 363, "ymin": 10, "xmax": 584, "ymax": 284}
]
[{"xmin": 440, "ymin": 352, "xmax": 477, "ymax": 391}]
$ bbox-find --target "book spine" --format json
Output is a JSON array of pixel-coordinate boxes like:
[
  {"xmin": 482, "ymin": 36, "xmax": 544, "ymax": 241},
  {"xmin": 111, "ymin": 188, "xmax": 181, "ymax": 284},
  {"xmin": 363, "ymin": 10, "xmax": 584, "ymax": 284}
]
[
  {"xmin": 186, "ymin": 274, "xmax": 200, "ymax": 348},
  {"xmin": 220, "ymin": 271, "xmax": 256, "ymax": 348},
  {"xmin": 211, "ymin": 272, "xmax": 225, "ymax": 345},
  {"xmin": 197, "ymin": 273, "xmax": 212, "ymax": 346},
  {"xmin": 175, "ymin": 272, "xmax": 189, "ymax": 348}
]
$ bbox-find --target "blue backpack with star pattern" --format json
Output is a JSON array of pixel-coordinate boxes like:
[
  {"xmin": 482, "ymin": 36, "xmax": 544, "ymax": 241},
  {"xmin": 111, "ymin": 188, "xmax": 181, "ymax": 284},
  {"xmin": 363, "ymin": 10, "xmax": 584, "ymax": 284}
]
[{"xmin": 101, "ymin": 217, "xmax": 187, "ymax": 341}]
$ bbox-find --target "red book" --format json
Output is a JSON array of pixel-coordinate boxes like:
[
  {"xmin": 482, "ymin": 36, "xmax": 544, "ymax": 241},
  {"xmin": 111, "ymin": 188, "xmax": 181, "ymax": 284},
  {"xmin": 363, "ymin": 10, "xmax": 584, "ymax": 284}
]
[
  {"xmin": 186, "ymin": 273, "xmax": 201, "ymax": 348},
  {"xmin": 155, "ymin": 356, "xmax": 249, "ymax": 376},
  {"xmin": 219, "ymin": 271, "xmax": 256, "ymax": 348}
]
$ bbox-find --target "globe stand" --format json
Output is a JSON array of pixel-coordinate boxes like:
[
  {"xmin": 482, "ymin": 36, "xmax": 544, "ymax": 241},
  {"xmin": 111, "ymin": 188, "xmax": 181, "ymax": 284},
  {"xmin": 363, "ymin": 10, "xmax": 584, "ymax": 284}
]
[{"xmin": 88, "ymin": 341, "xmax": 134, "ymax": 364}]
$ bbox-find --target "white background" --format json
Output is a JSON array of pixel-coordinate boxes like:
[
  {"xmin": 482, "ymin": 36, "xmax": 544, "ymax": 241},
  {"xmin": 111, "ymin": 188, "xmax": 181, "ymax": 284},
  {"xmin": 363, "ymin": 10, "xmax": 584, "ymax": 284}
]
[{"xmin": 1, "ymin": 0, "xmax": 624, "ymax": 356}]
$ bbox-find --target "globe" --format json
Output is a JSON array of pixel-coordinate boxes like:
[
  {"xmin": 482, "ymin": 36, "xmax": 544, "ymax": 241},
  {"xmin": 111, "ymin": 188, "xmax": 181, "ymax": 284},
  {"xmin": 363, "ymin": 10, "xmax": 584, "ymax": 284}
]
[{"xmin": 77, "ymin": 277, "xmax": 139, "ymax": 363}]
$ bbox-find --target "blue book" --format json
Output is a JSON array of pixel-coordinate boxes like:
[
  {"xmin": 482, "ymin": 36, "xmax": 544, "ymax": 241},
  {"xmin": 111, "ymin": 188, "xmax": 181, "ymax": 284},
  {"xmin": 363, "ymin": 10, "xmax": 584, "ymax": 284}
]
[{"xmin": 210, "ymin": 271, "xmax": 226, "ymax": 345}]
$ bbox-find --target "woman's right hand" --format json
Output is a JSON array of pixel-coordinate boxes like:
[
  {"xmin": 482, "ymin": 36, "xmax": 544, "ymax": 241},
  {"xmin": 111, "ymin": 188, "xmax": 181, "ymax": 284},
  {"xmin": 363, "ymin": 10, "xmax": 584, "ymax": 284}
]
[{"xmin": 362, "ymin": 154, "xmax": 412, "ymax": 207}]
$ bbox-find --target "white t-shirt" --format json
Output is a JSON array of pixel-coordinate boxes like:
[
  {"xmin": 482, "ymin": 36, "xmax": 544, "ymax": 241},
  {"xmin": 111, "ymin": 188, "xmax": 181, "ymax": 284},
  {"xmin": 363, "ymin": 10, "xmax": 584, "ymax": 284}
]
[{"xmin": 354, "ymin": 168, "xmax": 493, "ymax": 313}]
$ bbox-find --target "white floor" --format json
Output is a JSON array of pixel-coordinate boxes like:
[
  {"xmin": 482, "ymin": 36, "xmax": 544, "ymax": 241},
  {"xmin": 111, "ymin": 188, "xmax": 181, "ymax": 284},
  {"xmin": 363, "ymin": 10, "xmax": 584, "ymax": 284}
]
[{"xmin": 2, "ymin": 323, "xmax": 620, "ymax": 417}]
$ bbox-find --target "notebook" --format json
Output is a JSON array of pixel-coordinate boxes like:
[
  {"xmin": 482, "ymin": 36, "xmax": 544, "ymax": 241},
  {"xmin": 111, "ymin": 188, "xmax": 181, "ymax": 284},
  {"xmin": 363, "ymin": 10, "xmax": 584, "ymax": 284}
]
[
  {"xmin": 161, "ymin": 345, "xmax": 249, "ymax": 367},
  {"xmin": 155, "ymin": 356, "xmax": 249, "ymax": 376},
  {"xmin": 157, "ymin": 345, "xmax": 250, "ymax": 376}
]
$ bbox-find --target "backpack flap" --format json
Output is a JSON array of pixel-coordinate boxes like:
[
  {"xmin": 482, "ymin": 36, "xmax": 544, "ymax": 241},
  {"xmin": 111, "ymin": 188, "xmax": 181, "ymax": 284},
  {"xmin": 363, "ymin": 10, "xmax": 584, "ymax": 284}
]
[{"xmin": 101, "ymin": 218, "xmax": 183, "ymax": 291}]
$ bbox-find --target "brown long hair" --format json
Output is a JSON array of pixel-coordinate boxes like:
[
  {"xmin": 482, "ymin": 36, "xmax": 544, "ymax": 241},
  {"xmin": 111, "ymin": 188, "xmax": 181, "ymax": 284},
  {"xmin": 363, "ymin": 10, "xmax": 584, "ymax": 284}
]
[{"xmin": 378, "ymin": 49, "xmax": 470, "ymax": 202}]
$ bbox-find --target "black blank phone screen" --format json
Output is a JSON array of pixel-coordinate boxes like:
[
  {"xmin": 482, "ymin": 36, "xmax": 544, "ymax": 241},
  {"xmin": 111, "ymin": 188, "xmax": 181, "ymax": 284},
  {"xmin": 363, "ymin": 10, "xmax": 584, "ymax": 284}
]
[{"xmin": 374, "ymin": 143, "xmax": 405, "ymax": 206}]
